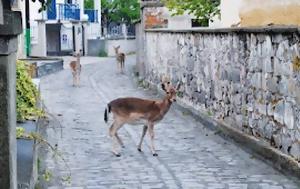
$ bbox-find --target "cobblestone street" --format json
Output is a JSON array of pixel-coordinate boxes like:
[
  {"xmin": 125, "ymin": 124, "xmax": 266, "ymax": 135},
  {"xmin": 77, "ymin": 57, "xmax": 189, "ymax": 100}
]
[{"xmin": 40, "ymin": 56, "xmax": 300, "ymax": 189}]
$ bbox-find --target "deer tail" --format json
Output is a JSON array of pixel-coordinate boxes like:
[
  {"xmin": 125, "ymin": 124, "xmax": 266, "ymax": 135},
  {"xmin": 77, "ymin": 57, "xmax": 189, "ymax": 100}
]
[{"xmin": 104, "ymin": 104, "xmax": 111, "ymax": 123}]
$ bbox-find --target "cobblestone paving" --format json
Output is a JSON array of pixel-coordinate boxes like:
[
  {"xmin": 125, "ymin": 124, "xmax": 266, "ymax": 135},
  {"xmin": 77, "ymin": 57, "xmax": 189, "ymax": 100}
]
[{"xmin": 40, "ymin": 56, "xmax": 300, "ymax": 189}]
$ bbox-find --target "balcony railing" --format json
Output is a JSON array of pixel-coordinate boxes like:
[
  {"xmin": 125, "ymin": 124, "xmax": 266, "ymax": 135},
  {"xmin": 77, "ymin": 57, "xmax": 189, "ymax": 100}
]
[
  {"xmin": 84, "ymin": 9, "xmax": 98, "ymax": 23},
  {"xmin": 48, "ymin": 3, "xmax": 80, "ymax": 21},
  {"xmin": 57, "ymin": 3, "xmax": 80, "ymax": 20}
]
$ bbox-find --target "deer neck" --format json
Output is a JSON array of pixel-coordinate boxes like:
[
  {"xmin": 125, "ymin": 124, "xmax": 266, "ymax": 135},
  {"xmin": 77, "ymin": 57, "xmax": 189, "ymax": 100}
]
[
  {"xmin": 159, "ymin": 96, "xmax": 172, "ymax": 116},
  {"xmin": 76, "ymin": 56, "xmax": 80, "ymax": 66}
]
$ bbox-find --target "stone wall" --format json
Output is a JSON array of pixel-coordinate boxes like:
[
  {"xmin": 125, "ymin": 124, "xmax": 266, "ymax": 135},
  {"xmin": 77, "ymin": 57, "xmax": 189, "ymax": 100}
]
[{"xmin": 142, "ymin": 28, "xmax": 300, "ymax": 160}]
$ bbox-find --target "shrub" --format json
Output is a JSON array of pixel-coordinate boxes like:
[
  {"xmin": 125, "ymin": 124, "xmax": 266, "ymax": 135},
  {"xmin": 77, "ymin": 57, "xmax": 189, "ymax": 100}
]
[
  {"xmin": 98, "ymin": 50, "xmax": 108, "ymax": 57},
  {"xmin": 16, "ymin": 60, "xmax": 43, "ymax": 122}
]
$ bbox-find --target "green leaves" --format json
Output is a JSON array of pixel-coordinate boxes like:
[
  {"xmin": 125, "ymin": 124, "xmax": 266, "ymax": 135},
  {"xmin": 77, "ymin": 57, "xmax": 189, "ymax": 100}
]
[
  {"xmin": 162, "ymin": 0, "xmax": 220, "ymax": 23},
  {"xmin": 16, "ymin": 60, "xmax": 44, "ymax": 122},
  {"xmin": 36, "ymin": 0, "xmax": 52, "ymax": 13},
  {"xmin": 84, "ymin": 0, "xmax": 94, "ymax": 9},
  {"xmin": 101, "ymin": 0, "xmax": 140, "ymax": 24}
]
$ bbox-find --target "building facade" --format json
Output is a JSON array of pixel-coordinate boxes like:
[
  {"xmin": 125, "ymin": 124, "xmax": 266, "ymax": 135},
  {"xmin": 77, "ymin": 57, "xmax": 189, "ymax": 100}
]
[
  {"xmin": 14, "ymin": 0, "xmax": 101, "ymax": 58},
  {"xmin": 220, "ymin": 0, "xmax": 300, "ymax": 27}
]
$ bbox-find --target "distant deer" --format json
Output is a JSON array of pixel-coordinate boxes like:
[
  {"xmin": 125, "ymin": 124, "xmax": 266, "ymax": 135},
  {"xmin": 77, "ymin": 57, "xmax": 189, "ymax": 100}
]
[
  {"xmin": 113, "ymin": 45, "xmax": 125, "ymax": 73},
  {"xmin": 104, "ymin": 77, "xmax": 180, "ymax": 157},
  {"xmin": 69, "ymin": 51, "xmax": 81, "ymax": 87}
]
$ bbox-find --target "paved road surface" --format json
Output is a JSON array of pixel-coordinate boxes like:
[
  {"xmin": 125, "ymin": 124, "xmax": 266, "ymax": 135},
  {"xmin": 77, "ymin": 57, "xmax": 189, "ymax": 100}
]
[{"xmin": 40, "ymin": 56, "xmax": 300, "ymax": 189}]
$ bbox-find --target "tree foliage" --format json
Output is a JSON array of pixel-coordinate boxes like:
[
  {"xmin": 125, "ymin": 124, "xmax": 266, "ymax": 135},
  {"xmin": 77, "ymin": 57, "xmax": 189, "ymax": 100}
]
[
  {"xmin": 84, "ymin": 0, "xmax": 94, "ymax": 9},
  {"xmin": 162, "ymin": 0, "xmax": 220, "ymax": 22},
  {"xmin": 101, "ymin": 0, "xmax": 140, "ymax": 24},
  {"xmin": 30, "ymin": 0, "xmax": 52, "ymax": 12}
]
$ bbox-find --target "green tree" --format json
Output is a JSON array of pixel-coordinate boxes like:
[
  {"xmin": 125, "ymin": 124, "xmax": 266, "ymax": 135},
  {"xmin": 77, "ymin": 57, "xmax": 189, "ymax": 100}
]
[
  {"xmin": 101, "ymin": 0, "xmax": 140, "ymax": 24},
  {"xmin": 30, "ymin": 0, "xmax": 52, "ymax": 12},
  {"xmin": 162, "ymin": 0, "xmax": 220, "ymax": 23},
  {"xmin": 84, "ymin": 0, "xmax": 94, "ymax": 9}
]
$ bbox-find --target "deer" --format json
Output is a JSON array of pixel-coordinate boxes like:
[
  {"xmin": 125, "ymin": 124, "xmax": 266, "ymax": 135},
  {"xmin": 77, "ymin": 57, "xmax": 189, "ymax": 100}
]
[
  {"xmin": 104, "ymin": 77, "xmax": 180, "ymax": 157},
  {"xmin": 69, "ymin": 51, "xmax": 82, "ymax": 87},
  {"xmin": 113, "ymin": 45, "xmax": 125, "ymax": 74}
]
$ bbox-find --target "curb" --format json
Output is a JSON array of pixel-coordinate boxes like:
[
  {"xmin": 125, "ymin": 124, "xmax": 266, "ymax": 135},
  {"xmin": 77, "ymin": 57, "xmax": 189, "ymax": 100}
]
[{"xmin": 175, "ymin": 100, "xmax": 300, "ymax": 179}]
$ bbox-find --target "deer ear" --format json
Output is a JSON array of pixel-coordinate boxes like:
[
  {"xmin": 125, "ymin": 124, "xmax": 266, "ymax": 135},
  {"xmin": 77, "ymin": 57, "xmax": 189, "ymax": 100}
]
[
  {"xmin": 161, "ymin": 83, "xmax": 166, "ymax": 91},
  {"xmin": 176, "ymin": 82, "xmax": 181, "ymax": 90}
]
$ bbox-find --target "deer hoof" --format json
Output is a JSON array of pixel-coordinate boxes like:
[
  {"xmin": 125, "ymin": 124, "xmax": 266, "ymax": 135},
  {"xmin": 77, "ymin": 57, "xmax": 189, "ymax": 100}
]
[
  {"xmin": 115, "ymin": 153, "xmax": 121, "ymax": 157},
  {"xmin": 137, "ymin": 148, "xmax": 142, "ymax": 152},
  {"xmin": 153, "ymin": 153, "xmax": 158, "ymax": 156}
]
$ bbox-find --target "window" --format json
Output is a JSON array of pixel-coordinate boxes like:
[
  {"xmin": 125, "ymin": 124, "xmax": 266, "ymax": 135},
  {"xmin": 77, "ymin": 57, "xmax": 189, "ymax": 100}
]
[{"xmin": 191, "ymin": 19, "xmax": 209, "ymax": 27}]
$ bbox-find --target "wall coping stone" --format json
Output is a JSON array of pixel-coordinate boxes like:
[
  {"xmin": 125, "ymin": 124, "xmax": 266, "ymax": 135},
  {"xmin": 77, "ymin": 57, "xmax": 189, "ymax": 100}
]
[
  {"xmin": 145, "ymin": 26, "xmax": 300, "ymax": 34},
  {"xmin": 0, "ymin": 10, "xmax": 22, "ymax": 36}
]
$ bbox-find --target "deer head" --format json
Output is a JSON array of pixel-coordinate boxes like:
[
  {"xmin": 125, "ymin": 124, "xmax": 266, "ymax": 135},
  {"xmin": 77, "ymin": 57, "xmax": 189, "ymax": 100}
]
[
  {"xmin": 161, "ymin": 75, "xmax": 181, "ymax": 102},
  {"xmin": 113, "ymin": 45, "xmax": 120, "ymax": 54},
  {"xmin": 72, "ymin": 51, "xmax": 80, "ymax": 57}
]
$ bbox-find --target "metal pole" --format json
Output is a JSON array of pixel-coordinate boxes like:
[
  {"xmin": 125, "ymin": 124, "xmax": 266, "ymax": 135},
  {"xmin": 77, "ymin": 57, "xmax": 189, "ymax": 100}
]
[{"xmin": 25, "ymin": 0, "xmax": 31, "ymax": 56}]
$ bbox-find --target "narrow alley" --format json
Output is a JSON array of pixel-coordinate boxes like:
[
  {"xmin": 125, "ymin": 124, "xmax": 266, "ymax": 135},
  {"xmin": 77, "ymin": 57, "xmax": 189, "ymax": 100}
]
[{"xmin": 40, "ymin": 56, "xmax": 299, "ymax": 189}]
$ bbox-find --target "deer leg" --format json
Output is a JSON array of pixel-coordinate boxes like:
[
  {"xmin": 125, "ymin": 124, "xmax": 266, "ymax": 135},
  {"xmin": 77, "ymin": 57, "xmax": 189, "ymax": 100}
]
[
  {"xmin": 121, "ymin": 61, "xmax": 124, "ymax": 74},
  {"xmin": 148, "ymin": 124, "xmax": 157, "ymax": 156},
  {"xmin": 118, "ymin": 62, "xmax": 120, "ymax": 73},
  {"xmin": 77, "ymin": 72, "xmax": 80, "ymax": 87},
  {"xmin": 109, "ymin": 122, "xmax": 122, "ymax": 157},
  {"xmin": 115, "ymin": 132, "xmax": 125, "ymax": 148},
  {"xmin": 137, "ymin": 125, "xmax": 148, "ymax": 152},
  {"xmin": 72, "ymin": 72, "xmax": 76, "ymax": 87}
]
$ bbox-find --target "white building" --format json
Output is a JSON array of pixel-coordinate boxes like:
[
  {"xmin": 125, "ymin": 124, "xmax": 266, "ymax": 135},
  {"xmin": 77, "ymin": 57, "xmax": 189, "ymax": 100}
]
[
  {"xmin": 14, "ymin": 0, "xmax": 101, "ymax": 58},
  {"xmin": 141, "ymin": 0, "xmax": 300, "ymax": 30},
  {"xmin": 220, "ymin": 0, "xmax": 300, "ymax": 27}
]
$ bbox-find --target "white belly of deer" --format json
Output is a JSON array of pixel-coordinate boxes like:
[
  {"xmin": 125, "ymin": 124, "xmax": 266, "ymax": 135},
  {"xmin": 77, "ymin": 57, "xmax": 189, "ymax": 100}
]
[
  {"xmin": 126, "ymin": 113, "xmax": 148, "ymax": 126},
  {"xmin": 128, "ymin": 119, "xmax": 148, "ymax": 126}
]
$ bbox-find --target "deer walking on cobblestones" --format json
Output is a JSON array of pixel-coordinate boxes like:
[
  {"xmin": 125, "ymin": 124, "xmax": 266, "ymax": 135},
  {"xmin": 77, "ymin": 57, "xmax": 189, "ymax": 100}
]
[
  {"xmin": 104, "ymin": 77, "xmax": 180, "ymax": 157},
  {"xmin": 113, "ymin": 45, "xmax": 125, "ymax": 74},
  {"xmin": 69, "ymin": 51, "xmax": 82, "ymax": 87}
]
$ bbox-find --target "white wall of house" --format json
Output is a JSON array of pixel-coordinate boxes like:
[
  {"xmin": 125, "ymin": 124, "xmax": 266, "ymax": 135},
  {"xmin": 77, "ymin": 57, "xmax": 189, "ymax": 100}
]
[
  {"xmin": 221, "ymin": 0, "xmax": 300, "ymax": 27},
  {"xmin": 73, "ymin": 23, "xmax": 84, "ymax": 53},
  {"xmin": 31, "ymin": 21, "xmax": 47, "ymax": 57},
  {"xmin": 86, "ymin": 23, "xmax": 101, "ymax": 39},
  {"xmin": 161, "ymin": 7, "xmax": 195, "ymax": 29},
  {"xmin": 94, "ymin": 0, "xmax": 101, "ymax": 31},
  {"xmin": 220, "ymin": 0, "xmax": 242, "ymax": 27},
  {"xmin": 162, "ymin": 7, "xmax": 194, "ymax": 29},
  {"xmin": 15, "ymin": 0, "xmax": 101, "ymax": 57},
  {"xmin": 106, "ymin": 39, "xmax": 136, "ymax": 57}
]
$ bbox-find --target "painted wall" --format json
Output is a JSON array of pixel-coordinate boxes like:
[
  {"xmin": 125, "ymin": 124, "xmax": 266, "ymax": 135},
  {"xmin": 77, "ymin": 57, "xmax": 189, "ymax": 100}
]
[
  {"xmin": 86, "ymin": 22, "xmax": 101, "ymax": 39},
  {"xmin": 221, "ymin": 0, "xmax": 300, "ymax": 27},
  {"xmin": 31, "ymin": 21, "xmax": 47, "ymax": 57},
  {"xmin": 220, "ymin": 0, "xmax": 242, "ymax": 27},
  {"xmin": 106, "ymin": 38, "xmax": 136, "ymax": 57},
  {"xmin": 143, "ymin": 7, "xmax": 196, "ymax": 29}
]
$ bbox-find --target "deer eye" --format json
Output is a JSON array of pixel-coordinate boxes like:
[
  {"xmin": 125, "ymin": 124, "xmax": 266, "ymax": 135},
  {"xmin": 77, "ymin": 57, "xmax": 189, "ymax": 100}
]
[
  {"xmin": 167, "ymin": 92, "xmax": 170, "ymax": 94},
  {"xmin": 167, "ymin": 82, "xmax": 170, "ymax": 84}
]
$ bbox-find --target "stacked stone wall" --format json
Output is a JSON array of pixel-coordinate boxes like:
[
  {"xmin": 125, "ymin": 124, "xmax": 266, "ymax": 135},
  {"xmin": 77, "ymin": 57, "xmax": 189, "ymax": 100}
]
[{"xmin": 144, "ymin": 28, "xmax": 300, "ymax": 160}]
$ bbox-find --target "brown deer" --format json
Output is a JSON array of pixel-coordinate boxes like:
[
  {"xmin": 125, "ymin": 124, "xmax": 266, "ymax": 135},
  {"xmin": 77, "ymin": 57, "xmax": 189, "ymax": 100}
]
[
  {"xmin": 104, "ymin": 77, "xmax": 180, "ymax": 157},
  {"xmin": 69, "ymin": 51, "xmax": 81, "ymax": 87},
  {"xmin": 113, "ymin": 45, "xmax": 125, "ymax": 73}
]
